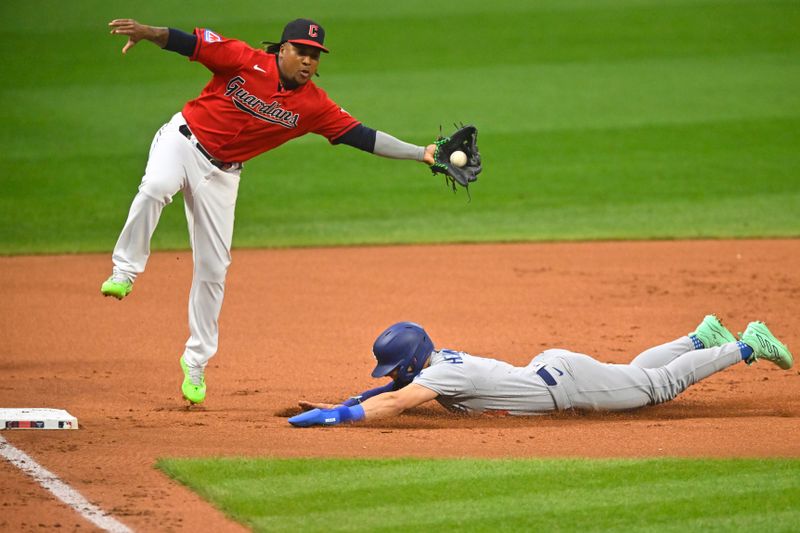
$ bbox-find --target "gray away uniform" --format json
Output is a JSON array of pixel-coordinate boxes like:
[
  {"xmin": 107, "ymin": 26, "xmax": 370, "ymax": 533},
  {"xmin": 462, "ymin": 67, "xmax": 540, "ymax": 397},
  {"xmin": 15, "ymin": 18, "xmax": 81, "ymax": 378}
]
[{"xmin": 412, "ymin": 337, "xmax": 742, "ymax": 415}]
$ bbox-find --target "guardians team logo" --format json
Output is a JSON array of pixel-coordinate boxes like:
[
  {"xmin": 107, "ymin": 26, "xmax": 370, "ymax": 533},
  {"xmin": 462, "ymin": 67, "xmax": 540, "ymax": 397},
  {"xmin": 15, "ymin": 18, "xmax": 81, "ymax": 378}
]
[{"xmin": 224, "ymin": 76, "xmax": 299, "ymax": 128}]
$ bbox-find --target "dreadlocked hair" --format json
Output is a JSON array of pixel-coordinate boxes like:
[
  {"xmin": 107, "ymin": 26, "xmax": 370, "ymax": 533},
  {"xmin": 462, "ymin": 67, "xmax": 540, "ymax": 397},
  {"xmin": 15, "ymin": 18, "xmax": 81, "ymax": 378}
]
[{"xmin": 264, "ymin": 42, "xmax": 282, "ymax": 54}]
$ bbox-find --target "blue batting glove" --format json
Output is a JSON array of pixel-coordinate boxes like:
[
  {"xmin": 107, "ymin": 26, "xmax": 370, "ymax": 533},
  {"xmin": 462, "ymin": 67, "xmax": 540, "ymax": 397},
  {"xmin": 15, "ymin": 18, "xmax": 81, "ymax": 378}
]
[
  {"xmin": 288, "ymin": 405, "xmax": 365, "ymax": 427},
  {"xmin": 288, "ymin": 408, "xmax": 333, "ymax": 427}
]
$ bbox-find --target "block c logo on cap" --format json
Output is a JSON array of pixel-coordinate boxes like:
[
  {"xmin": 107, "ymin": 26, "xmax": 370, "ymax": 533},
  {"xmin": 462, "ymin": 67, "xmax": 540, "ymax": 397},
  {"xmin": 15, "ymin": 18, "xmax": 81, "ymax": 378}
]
[{"xmin": 308, "ymin": 24, "xmax": 319, "ymax": 37}]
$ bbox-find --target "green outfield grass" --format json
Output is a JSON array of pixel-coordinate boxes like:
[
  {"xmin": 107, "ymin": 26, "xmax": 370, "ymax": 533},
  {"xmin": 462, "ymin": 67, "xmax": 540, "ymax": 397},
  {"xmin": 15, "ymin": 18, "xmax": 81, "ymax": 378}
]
[
  {"xmin": 1, "ymin": 0, "xmax": 798, "ymax": 254},
  {"xmin": 157, "ymin": 457, "xmax": 800, "ymax": 532}
]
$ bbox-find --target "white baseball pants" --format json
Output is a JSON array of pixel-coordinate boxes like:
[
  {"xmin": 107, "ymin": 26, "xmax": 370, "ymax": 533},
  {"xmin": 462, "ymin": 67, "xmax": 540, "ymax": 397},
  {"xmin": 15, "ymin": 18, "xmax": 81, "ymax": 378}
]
[
  {"xmin": 532, "ymin": 338, "xmax": 742, "ymax": 411},
  {"xmin": 110, "ymin": 112, "xmax": 241, "ymax": 369}
]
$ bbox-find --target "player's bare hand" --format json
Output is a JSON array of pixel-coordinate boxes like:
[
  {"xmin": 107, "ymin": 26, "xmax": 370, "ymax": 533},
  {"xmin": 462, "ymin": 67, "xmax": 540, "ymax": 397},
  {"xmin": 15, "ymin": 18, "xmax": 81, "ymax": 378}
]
[
  {"xmin": 109, "ymin": 19, "xmax": 142, "ymax": 54},
  {"xmin": 423, "ymin": 143, "xmax": 436, "ymax": 165},
  {"xmin": 108, "ymin": 19, "xmax": 167, "ymax": 54},
  {"xmin": 298, "ymin": 400, "xmax": 336, "ymax": 410}
]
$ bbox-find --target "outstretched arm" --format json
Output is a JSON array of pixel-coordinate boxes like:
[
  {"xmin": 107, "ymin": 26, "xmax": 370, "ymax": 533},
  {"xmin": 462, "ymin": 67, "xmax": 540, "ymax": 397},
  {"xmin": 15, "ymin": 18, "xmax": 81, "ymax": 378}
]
[
  {"xmin": 360, "ymin": 384, "xmax": 438, "ymax": 418},
  {"xmin": 289, "ymin": 384, "xmax": 438, "ymax": 427},
  {"xmin": 297, "ymin": 381, "xmax": 398, "ymax": 411},
  {"xmin": 108, "ymin": 19, "xmax": 168, "ymax": 54},
  {"xmin": 333, "ymin": 125, "xmax": 436, "ymax": 165},
  {"xmin": 374, "ymin": 131, "xmax": 436, "ymax": 165}
]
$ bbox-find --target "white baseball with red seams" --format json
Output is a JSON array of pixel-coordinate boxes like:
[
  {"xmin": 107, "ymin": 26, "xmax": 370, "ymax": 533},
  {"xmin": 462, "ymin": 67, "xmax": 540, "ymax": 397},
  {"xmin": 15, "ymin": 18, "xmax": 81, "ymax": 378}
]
[{"xmin": 449, "ymin": 150, "xmax": 467, "ymax": 167}]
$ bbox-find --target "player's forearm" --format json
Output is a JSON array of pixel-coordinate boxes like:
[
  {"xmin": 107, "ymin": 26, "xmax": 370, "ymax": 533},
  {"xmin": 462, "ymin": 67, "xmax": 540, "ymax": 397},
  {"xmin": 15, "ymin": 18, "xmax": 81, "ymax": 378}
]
[
  {"xmin": 334, "ymin": 125, "xmax": 427, "ymax": 162},
  {"xmin": 373, "ymin": 131, "xmax": 426, "ymax": 161},
  {"xmin": 109, "ymin": 19, "xmax": 170, "ymax": 53},
  {"xmin": 341, "ymin": 381, "xmax": 395, "ymax": 406},
  {"xmin": 140, "ymin": 25, "xmax": 169, "ymax": 48},
  {"xmin": 289, "ymin": 385, "xmax": 436, "ymax": 427},
  {"xmin": 360, "ymin": 392, "xmax": 410, "ymax": 419}
]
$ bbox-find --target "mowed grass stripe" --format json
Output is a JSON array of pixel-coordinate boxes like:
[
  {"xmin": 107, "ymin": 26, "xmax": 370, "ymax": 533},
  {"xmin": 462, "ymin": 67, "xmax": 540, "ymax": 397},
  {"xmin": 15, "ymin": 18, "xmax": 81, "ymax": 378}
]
[
  {"xmin": 199, "ymin": 115, "xmax": 800, "ymax": 243},
  {"xmin": 316, "ymin": 0, "xmax": 800, "ymax": 74},
  {"xmin": 167, "ymin": 457, "xmax": 789, "ymax": 501},
  {"xmin": 5, "ymin": 52, "xmax": 799, "ymax": 158},
  {"xmin": 1, "ymin": 114, "xmax": 797, "ymax": 253},
  {"xmin": 1, "ymin": 0, "xmax": 798, "ymax": 253},
  {"xmin": 156, "ymin": 458, "xmax": 800, "ymax": 532},
  {"xmin": 325, "ymin": 54, "xmax": 800, "ymax": 136}
]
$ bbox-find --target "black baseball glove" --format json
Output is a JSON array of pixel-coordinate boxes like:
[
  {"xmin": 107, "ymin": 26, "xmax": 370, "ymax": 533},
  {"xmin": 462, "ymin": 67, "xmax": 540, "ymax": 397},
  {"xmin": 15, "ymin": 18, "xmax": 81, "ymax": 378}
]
[{"xmin": 430, "ymin": 125, "xmax": 482, "ymax": 193}]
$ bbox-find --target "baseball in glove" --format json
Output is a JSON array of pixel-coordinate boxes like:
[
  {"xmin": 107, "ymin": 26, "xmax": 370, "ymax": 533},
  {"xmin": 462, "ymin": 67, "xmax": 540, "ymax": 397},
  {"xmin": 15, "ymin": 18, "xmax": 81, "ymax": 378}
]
[{"xmin": 430, "ymin": 124, "xmax": 482, "ymax": 194}]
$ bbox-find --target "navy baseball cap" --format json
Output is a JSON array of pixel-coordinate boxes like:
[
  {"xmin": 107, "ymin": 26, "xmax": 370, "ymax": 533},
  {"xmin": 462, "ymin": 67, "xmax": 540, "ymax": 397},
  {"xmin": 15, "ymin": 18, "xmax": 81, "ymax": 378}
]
[{"xmin": 273, "ymin": 18, "xmax": 329, "ymax": 53}]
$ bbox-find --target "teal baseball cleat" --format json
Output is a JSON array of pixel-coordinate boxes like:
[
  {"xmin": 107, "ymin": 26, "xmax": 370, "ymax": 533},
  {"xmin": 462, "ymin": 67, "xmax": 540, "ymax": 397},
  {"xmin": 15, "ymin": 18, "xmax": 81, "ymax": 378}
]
[
  {"xmin": 740, "ymin": 321, "xmax": 793, "ymax": 370},
  {"xmin": 689, "ymin": 314, "xmax": 737, "ymax": 348}
]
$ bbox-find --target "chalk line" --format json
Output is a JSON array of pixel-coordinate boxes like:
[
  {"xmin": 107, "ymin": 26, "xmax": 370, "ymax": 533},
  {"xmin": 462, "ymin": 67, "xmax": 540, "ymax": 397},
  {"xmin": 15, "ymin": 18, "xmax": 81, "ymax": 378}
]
[{"xmin": 0, "ymin": 434, "xmax": 132, "ymax": 532}]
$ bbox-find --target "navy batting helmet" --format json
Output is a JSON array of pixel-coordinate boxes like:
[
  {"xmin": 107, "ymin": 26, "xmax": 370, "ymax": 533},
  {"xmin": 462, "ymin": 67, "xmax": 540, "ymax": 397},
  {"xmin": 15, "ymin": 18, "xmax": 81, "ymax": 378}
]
[{"xmin": 371, "ymin": 322, "xmax": 435, "ymax": 384}]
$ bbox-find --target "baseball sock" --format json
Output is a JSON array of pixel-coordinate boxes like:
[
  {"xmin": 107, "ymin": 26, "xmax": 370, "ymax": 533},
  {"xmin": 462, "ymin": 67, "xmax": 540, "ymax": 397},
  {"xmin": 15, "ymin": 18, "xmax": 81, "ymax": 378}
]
[
  {"xmin": 737, "ymin": 341, "xmax": 754, "ymax": 361},
  {"xmin": 689, "ymin": 335, "xmax": 704, "ymax": 350}
]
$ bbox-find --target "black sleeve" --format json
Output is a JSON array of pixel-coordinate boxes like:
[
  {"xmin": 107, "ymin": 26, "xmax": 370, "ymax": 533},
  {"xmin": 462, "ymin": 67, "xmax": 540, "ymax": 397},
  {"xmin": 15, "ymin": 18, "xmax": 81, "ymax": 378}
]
[
  {"xmin": 164, "ymin": 28, "xmax": 197, "ymax": 57},
  {"xmin": 332, "ymin": 124, "xmax": 377, "ymax": 153},
  {"xmin": 340, "ymin": 381, "xmax": 396, "ymax": 407}
]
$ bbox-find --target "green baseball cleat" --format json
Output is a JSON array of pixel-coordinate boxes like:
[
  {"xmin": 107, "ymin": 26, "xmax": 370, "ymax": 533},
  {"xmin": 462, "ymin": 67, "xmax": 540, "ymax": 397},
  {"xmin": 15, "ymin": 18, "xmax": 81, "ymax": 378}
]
[
  {"xmin": 180, "ymin": 356, "xmax": 206, "ymax": 404},
  {"xmin": 740, "ymin": 321, "xmax": 794, "ymax": 370},
  {"xmin": 689, "ymin": 314, "xmax": 737, "ymax": 348},
  {"xmin": 100, "ymin": 276, "xmax": 133, "ymax": 300}
]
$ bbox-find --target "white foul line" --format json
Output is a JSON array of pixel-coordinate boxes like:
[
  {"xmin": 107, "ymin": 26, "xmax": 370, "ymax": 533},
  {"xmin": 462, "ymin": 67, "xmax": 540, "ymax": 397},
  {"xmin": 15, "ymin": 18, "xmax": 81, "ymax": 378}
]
[{"xmin": 0, "ymin": 434, "xmax": 132, "ymax": 533}]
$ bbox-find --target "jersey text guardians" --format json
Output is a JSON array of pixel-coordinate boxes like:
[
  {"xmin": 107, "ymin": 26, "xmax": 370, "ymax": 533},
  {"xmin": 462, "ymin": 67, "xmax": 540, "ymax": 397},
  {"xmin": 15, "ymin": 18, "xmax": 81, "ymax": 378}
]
[{"xmin": 225, "ymin": 76, "xmax": 300, "ymax": 128}]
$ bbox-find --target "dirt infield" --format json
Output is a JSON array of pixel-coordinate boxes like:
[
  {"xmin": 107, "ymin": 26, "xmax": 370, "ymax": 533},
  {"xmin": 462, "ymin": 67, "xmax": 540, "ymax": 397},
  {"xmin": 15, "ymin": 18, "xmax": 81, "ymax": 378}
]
[{"xmin": 1, "ymin": 240, "xmax": 799, "ymax": 531}]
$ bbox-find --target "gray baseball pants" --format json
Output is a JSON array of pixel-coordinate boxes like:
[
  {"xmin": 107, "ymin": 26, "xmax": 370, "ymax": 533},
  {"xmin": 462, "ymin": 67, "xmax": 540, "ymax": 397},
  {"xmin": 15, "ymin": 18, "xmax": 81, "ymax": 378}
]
[{"xmin": 531, "ymin": 337, "xmax": 742, "ymax": 411}]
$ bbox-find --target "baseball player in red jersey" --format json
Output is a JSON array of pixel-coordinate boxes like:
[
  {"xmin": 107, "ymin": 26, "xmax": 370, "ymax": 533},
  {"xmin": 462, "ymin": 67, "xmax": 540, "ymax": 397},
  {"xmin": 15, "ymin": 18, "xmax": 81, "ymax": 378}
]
[{"xmin": 103, "ymin": 18, "xmax": 437, "ymax": 405}]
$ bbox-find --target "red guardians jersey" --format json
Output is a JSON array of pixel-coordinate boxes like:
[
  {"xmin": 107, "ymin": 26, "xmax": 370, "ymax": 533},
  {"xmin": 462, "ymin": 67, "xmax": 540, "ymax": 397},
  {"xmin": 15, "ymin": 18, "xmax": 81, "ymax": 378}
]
[{"xmin": 181, "ymin": 28, "xmax": 360, "ymax": 162}]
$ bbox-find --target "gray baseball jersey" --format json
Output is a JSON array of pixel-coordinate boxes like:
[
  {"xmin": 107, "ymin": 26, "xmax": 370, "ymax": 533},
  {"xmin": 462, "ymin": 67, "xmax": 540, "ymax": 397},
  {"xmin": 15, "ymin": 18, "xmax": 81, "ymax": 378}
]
[
  {"xmin": 412, "ymin": 339, "xmax": 743, "ymax": 415},
  {"xmin": 413, "ymin": 349, "xmax": 556, "ymax": 415}
]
